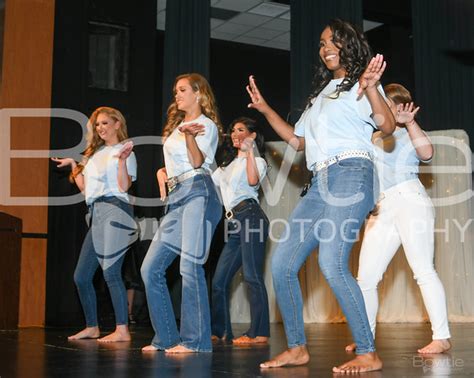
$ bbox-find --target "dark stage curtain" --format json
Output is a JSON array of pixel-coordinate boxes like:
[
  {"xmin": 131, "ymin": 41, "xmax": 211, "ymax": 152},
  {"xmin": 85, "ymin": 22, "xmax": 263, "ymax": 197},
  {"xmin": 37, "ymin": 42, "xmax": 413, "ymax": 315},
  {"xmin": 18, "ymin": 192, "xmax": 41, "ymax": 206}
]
[
  {"xmin": 411, "ymin": 0, "xmax": 474, "ymax": 144},
  {"xmin": 290, "ymin": 0, "xmax": 363, "ymax": 123},
  {"xmin": 160, "ymin": 0, "xmax": 210, "ymax": 128}
]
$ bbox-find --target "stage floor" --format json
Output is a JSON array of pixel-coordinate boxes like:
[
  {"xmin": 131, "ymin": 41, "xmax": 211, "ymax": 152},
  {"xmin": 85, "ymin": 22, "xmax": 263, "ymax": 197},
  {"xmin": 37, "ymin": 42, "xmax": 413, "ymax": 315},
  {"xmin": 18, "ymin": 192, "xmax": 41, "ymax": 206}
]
[{"xmin": 0, "ymin": 323, "xmax": 472, "ymax": 377}]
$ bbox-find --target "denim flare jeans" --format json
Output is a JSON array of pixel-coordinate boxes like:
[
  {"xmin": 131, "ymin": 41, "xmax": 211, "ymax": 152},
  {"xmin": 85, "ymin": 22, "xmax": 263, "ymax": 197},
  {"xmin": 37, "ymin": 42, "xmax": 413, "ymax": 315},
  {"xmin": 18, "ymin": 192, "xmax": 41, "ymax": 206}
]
[
  {"xmin": 271, "ymin": 157, "xmax": 376, "ymax": 355},
  {"xmin": 141, "ymin": 174, "xmax": 222, "ymax": 352},
  {"xmin": 74, "ymin": 196, "xmax": 136, "ymax": 327},
  {"xmin": 211, "ymin": 200, "xmax": 270, "ymax": 340}
]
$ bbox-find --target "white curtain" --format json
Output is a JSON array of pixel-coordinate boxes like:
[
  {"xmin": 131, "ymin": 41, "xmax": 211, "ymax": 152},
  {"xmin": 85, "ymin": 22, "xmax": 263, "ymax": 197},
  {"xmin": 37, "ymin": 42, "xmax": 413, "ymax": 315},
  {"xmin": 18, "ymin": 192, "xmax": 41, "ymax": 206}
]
[{"xmin": 228, "ymin": 130, "xmax": 474, "ymax": 323}]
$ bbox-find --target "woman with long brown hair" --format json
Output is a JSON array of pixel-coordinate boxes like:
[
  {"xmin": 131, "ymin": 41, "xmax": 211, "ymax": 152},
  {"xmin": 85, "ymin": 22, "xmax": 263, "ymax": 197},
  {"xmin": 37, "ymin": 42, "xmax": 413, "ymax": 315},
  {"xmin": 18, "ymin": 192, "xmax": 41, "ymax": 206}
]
[
  {"xmin": 52, "ymin": 106, "xmax": 137, "ymax": 342},
  {"xmin": 141, "ymin": 73, "xmax": 223, "ymax": 353}
]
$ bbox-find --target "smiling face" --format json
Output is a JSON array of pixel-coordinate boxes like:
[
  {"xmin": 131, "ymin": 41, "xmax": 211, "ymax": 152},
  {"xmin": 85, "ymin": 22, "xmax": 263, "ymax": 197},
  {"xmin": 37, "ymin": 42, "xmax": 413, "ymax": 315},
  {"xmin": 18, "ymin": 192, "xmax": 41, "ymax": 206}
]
[
  {"xmin": 319, "ymin": 27, "xmax": 346, "ymax": 79},
  {"xmin": 174, "ymin": 78, "xmax": 200, "ymax": 113},
  {"xmin": 230, "ymin": 122, "xmax": 255, "ymax": 150},
  {"xmin": 95, "ymin": 113, "xmax": 120, "ymax": 145}
]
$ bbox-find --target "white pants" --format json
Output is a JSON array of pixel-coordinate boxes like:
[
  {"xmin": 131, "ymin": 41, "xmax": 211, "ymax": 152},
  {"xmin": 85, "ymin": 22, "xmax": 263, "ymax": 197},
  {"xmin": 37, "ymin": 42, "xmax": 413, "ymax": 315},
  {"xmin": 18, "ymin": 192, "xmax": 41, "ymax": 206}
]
[{"xmin": 357, "ymin": 179, "xmax": 451, "ymax": 340}]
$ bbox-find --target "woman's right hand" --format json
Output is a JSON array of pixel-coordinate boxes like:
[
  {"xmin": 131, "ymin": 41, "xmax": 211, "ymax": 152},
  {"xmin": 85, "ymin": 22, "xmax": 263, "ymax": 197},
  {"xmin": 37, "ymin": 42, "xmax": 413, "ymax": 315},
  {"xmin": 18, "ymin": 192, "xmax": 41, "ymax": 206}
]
[
  {"xmin": 156, "ymin": 167, "xmax": 168, "ymax": 201},
  {"xmin": 51, "ymin": 157, "xmax": 76, "ymax": 168},
  {"xmin": 246, "ymin": 75, "xmax": 270, "ymax": 114}
]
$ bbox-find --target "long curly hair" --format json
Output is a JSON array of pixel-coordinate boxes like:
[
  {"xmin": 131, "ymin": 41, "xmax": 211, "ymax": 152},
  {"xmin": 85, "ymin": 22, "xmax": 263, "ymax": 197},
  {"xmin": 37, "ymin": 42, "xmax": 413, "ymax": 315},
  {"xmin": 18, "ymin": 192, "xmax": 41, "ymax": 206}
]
[
  {"xmin": 219, "ymin": 117, "xmax": 266, "ymax": 168},
  {"xmin": 70, "ymin": 106, "xmax": 128, "ymax": 181},
  {"xmin": 162, "ymin": 73, "xmax": 223, "ymax": 140},
  {"xmin": 307, "ymin": 19, "xmax": 372, "ymax": 106}
]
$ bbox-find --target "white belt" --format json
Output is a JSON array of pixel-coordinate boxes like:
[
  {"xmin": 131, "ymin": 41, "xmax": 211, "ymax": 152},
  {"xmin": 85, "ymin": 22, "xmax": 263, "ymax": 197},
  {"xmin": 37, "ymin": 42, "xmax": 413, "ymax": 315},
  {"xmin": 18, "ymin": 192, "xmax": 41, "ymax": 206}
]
[
  {"xmin": 167, "ymin": 168, "xmax": 207, "ymax": 192},
  {"xmin": 313, "ymin": 150, "xmax": 373, "ymax": 173}
]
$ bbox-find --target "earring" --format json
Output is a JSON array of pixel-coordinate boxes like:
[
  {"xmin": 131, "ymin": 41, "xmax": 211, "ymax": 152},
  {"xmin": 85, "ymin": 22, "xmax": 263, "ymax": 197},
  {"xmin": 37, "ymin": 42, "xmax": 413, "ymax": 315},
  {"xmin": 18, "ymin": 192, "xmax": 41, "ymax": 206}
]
[{"xmin": 196, "ymin": 96, "xmax": 201, "ymax": 103}]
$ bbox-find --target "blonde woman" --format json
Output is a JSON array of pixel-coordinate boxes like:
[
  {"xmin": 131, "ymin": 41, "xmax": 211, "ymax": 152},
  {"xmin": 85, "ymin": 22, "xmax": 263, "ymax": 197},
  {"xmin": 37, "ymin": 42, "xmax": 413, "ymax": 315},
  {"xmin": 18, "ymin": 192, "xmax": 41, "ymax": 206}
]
[
  {"xmin": 52, "ymin": 106, "xmax": 137, "ymax": 342},
  {"xmin": 141, "ymin": 73, "xmax": 223, "ymax": 353}
]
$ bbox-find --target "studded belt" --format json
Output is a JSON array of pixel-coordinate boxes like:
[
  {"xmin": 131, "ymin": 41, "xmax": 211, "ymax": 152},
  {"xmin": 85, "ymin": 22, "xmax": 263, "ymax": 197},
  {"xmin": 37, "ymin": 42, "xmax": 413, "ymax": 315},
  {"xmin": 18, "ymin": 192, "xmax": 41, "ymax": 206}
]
[
  {"xmin": 313, "ymin": 150, "xmax": 373, "ymax": 173},
  {"xmin": 167, "ymin": 168, "xmax": 207, "ymax": 193}
]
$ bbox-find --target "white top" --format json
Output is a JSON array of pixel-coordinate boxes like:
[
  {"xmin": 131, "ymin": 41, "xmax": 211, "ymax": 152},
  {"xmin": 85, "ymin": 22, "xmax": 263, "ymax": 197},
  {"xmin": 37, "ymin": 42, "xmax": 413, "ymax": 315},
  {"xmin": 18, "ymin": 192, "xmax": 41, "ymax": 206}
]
[
  {"xmin": 163, "ymin": 114, "xmax": 218, "ymax": 177},
  {"xmin": 294, "ymin": 78, "xmax": 384, "ymax": 170},
  {"xmin": 375, "ymin": 127, "xmax": 430, "ymax": 191},
  {"xmin": 83, "ymin": 143, "xmax": 137, "ymax": 205},
  {"xmin": 212, "ymin": 157, "xmax": 267, "ymax": 211}
]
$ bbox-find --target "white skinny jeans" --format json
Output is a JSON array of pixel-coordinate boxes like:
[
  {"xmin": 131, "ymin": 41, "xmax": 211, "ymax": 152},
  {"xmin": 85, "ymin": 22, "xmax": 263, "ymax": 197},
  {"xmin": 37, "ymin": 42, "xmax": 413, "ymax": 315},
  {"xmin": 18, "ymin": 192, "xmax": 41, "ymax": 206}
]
[{"xmin": 357, "ymin": 179, "xmax": 450, "ymax": 340}]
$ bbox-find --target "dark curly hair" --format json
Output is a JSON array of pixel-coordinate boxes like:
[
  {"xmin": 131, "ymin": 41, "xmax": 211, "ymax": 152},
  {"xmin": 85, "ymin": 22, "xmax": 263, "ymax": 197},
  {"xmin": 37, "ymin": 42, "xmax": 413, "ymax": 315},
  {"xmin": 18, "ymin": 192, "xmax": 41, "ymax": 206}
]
[
  {"xmin": 307, "ymin": 19, "xmax": 373, "ymax": 107},
  {"xmin": 220, "ymin": 117, "xmax": 266, "ymax": 168}
]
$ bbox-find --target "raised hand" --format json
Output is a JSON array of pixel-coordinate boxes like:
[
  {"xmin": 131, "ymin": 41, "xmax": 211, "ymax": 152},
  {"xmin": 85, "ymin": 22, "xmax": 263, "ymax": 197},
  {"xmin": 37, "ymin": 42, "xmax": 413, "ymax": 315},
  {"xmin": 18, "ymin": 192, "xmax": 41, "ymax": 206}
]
[
  {"xmin": 51, "ymin": 157, "xmax": 76, "ymax": 168},
  {"xmin": 240, "ymin": 137, "xmax": 256, "ymax": 153},
  {"xmin": 178, "ymin": 123, "xmax": 205, "ymax": 137},
  {"xmin": 358, "ymin": 54, "xmax": 387, "ymax": 95},
  {"xmin": 246, "ymin": 75, "xmax": 270, "ymax": 113},
  {"xmin": 115, "ymin": 141, "xmax": 134, "ymax": 160},
  {"xmin": 396, "ymin": 102, "xmax": 420, "ymax": 126}
]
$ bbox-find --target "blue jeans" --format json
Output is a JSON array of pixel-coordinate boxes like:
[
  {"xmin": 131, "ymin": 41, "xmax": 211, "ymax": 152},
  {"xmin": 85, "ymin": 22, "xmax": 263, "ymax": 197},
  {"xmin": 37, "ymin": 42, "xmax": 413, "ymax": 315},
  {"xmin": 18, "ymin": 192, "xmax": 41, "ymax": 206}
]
[
  {"xmin": 271, "ymin": 158, "xmax": 376, "ymax": 354},
  {"xmin": 74, "ymin": 196, "xmax": 136, "ymax": 327},
  {"xmin": 211, "ymin": 200, "xmax": 270, "ymax": 340},
  {"xmin": 141, "ymin": 174, "xmax": 222, "ymax": 352}
]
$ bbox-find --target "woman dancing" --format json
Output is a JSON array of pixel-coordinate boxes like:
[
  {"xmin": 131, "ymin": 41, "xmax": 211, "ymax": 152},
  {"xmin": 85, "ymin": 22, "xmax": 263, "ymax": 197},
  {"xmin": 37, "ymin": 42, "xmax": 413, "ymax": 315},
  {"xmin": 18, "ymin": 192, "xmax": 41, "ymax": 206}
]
[
  {"xmin": 211, "ymin": 117, "xmax": 270, "ymax": 345},
  {"xmin": 141, "ymin": 73, "xmax": 222, "ymax": 353},
  {"xmin": 246, "ymin": 19, "xmax": 395, "ymax": 373},
  {"xmin": 52, "ymin": 106, "xmax": 137, "ymax": 342}
]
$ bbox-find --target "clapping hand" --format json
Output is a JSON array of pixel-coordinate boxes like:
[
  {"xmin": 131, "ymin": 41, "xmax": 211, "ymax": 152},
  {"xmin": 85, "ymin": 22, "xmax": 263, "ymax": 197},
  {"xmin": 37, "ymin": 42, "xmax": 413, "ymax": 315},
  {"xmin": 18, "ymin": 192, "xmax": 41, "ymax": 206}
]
[
  {"xmin": 178, "ymin": 123, "xmax": 205, "ymax": 137},
  {"xmin": 240, "ymin": 137, "xmax": 256, "ymax": 153},
  {"xmin": 115, "ymin": 141, "xmax": 134, "ymax": 160}
]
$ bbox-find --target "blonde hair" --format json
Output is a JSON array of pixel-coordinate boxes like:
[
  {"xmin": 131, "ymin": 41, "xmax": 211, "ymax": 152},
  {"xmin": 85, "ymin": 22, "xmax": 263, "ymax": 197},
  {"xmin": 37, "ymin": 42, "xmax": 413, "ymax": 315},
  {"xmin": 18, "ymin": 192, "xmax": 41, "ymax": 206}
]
[
  {"xmin": 162, "ymin": 73, "xmax": 223, "ymax": 140},
  {"xmin": 384, "ymin": 83, "xmax": 413, "ymax": 105},
  {"xmin": 71, "ymin": 106, "xmax": 128, "ymax": 181}
]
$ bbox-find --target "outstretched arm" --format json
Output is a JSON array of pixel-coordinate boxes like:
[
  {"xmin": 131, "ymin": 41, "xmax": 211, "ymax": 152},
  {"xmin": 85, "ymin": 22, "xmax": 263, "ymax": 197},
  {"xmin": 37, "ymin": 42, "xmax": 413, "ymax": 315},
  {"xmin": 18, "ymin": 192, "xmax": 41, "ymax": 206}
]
[
  {"xmin": 247, "ymin": 75, "xmax": 305, "ymax": 151},
  {"xmin": 51, "ymin": 157, "xmax": 85, "ymax": 192}
]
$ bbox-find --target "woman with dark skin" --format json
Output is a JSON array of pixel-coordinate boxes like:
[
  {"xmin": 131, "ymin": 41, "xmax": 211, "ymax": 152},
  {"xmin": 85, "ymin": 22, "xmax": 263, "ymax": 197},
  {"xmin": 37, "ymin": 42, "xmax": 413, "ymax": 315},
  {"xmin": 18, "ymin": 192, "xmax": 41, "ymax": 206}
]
[{"xmin": 246, "ymin": 19, "xmax": 395, "ymax": 373}]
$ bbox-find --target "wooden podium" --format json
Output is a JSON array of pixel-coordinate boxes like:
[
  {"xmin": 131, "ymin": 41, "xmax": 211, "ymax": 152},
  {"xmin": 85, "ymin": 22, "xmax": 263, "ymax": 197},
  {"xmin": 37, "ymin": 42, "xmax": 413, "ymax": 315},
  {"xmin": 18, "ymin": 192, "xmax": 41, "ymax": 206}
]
[{"xmin": 0, "ymin": 212, "xmax": 22, "ymax": 329}]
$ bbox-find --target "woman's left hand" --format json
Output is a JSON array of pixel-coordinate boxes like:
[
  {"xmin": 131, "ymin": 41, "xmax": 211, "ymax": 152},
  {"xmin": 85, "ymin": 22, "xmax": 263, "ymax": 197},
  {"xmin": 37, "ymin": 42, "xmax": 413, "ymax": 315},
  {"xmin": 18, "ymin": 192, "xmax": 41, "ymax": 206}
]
[
  {"xmin": 178, "ymin": 123, "xmax": 205, "ymax": 137},
  {"xmin": 240, "ymin": 137, "xmax": 255, "ymax": 153},
  {"xmin": 115, "ymin": 141, "xmax": 134, "ymax": 160},
  {"xmin": 358, "ymin": 54, "xmax": 387, "ymax": 95},
  {"xmin": 396, "ymin": 102, "xmax": 420, "ymax": 126}
]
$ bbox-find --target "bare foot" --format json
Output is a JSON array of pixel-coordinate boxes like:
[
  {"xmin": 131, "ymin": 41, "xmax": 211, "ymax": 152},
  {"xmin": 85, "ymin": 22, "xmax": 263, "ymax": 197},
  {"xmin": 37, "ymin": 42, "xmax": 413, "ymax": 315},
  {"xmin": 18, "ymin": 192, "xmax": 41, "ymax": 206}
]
[
  {"xmin": 332, "ymin": 352, "xmax": 382, "ymax": 374},
  {"xmin": 97, "ymin": 325, "xmax": 131, "ymax": 343},
  {"xmin": 165, "ymin": 345, "xmax": 196, "ymax": 354},
  {"xmin": 260, "ymin": 345, "xmax": 310, "ymax": 368},
  {"xmin": 68, "ymin": 327, "xmax": 100, "ymax": 340},
  {"xmin": 211, "ymin": 335, "xmax": 225, "ymax": 343},
  {"xmin": 418, "ymin": 339, "xmax": 451, "ymax": 354},
  {"xmin": 345, "ymin": 343, "xmax": 356, "ymax": 353},
  {"xmin": 142, "ymin": 344, "xmax": 160, "ymax": 352},
  {"xmin": 233, "ymin": 335, "xmax": 269, "ymax": 345}
]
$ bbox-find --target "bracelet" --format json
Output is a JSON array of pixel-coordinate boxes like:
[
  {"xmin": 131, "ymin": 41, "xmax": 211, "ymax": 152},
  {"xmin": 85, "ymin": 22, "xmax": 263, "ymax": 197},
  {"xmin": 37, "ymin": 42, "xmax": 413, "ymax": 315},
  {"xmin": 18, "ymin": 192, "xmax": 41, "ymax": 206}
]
[{"xmin": 406, "ymin": 120, "xmax": 416, "ymax": 127}]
